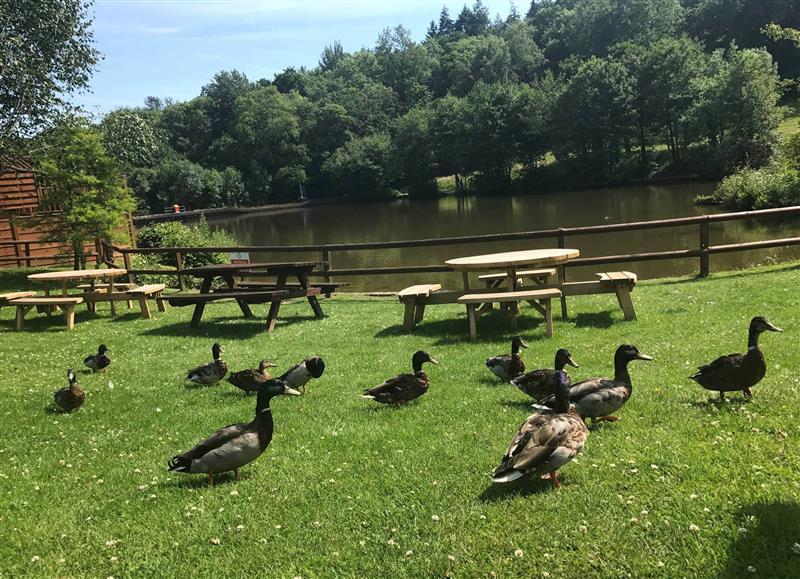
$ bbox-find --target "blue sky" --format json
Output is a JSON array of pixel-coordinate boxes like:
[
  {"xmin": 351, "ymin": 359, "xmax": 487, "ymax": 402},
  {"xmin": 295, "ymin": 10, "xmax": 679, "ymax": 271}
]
[{"xmin": 79, "ymin": 0, "xmax": 517, "ymax": 115}]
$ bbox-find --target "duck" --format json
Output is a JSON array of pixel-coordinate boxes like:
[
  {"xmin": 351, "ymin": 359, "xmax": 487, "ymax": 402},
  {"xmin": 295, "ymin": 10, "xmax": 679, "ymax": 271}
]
[
  {"xmin": 168, "ymin": 378, "xmax": 301, "ymax": 485},
  {"xmin": 227, "ymin": 360, "xmax": 277, "ymax": 394},
  {"xmin": 186, "ymin": 343, "xmax": 228, "ymax": 385},
  {"xmin": 83, "ymin": 344, "xmax": 111, "ymax": 372},
  {"xmin": 512, "ymin": 348, "xmax": 579, "ymax": 402},
  {"xmin": 486, "ymin": 336, "xmax": 528, "ymax": 381},
  {"xmin": 690, "ymin": 316, "xmax": 782, "ymax": 401},
  {"xmin": 361, "ymin": 351, "xmax": 438, "ymax": 405},
  {"xmin": 545, "ymin": 344, "xmax": 652, "ymax": 423},
  {"xmin": 278, "ymin": 356, "xmax": 326, "ymax": 395},
  {"xmin": 54, "ymin": 368, "xmax": 85, "ymax": 412},
  {"xmin": 492, "ymin": 371, "xmax": 588, "ymax": 488}
]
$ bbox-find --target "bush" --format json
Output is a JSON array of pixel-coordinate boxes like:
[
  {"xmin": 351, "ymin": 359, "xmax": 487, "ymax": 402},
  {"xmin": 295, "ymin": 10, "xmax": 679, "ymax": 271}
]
[
  {"xmin": 135, "ymin": 215, "xmax": 239, "ymax": 288},
  {"xmin": 707, "ymin": 166, "xmax": 800, "ymax": 209}
]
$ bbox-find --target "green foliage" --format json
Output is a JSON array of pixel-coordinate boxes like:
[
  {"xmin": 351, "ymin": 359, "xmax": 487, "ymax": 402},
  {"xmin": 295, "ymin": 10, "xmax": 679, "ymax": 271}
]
[
  {"xmin": 783, "ymin": 132, "xmax": 800, "ymax": 168},
  {"xmin": 100, "ymin": 109, "xmax": 162, "ymax": 167},
  {"xmin": 322, "ymin": 133, "xmax": 393, "ymax": 197},
  {"xmin": 0, "ymin": 0, "xmax": 99, "ymax": 146},
  {"xmin": 706, "ymin": 166, "xmax": 800, "ymax": 209},
  {"xmin": 135, "ymin": 215, "xmax": 238, "ymax": 286},
  {"xmin": 31, "ymin": 119, "xmax": 134, "ymax": 265}
]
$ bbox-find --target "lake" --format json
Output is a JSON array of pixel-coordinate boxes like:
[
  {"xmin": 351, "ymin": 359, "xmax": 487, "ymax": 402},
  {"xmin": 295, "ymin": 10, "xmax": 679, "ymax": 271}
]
[{"xmin": 207, "ymin": 183, "xmax": 800, "ymax": 291}]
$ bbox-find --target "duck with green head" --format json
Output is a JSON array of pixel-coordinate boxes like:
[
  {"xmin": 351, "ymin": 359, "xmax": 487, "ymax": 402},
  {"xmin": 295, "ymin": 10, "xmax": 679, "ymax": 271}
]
[
  {"xmin": 84, "ymin": 344, "xmax": 111, "ymax": 372},
  {"xmin": 362, "ymin": 351, "xmax": 438, "ymax": 404},
  {"xmin": 486, "ymin": 336, "xmax": 528, "ymax": 381},
  {"xmin": 168, "ymin": 378, "xmax": 300, "ymax": 485},
  {"xmin": 512, "ymin": 348, "xmax": 579, "ymax": 402},
  {"xmin": 544, "ymin": 344, "xmax": 652, "ymax": 424},
  {"xmin": 186, "ymin": 343, "xmax": 228, "ymax": 385},
  {"xmin": 690, "ymin": 316, "xmax": 782, "ymax": 401}
]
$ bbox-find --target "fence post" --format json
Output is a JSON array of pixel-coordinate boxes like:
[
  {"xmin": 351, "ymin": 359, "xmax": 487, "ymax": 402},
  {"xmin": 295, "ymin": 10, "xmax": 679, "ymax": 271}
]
[
  {"xmin": 24, "ymin": 242, "xmax": 32, "ymax": 268},
  {"xmin": 9, "ymin": 218, "xmax": 22, "ymax": 268},
  {"xmin": 175, "ymin": 251, "xmax": 186, "ymax": 290},
  {"xmin": 557, "ymin": 229, "xmax": 568, "ymax": 320},
  {"xmin": 122, "ymin": 251, "xmax": 134, "ymax": 284},
  {"xmin": 321, "ymin": 249, "xmax": 332, "ymax": 297},
  {"xmin": 699, "ymin": 219, "xmax": 710, "ymax": 277}
]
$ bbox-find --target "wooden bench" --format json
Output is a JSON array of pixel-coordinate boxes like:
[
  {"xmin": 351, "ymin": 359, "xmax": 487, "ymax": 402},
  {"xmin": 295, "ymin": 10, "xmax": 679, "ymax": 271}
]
[
  {"xmin": 0, "ymin": 291, "xmax": 36, "ymax": 316},
  {"xmin": 458, "ymin": 288, "xmax": 562, "ymax": 340},
  {"xmin": 167, "ymin": 290, "xmax": 291, "ymax": 307},
  {"xmin": 10, "ymin": 296, "xmax": 84, "ymax": 331},
  {"xmin": 126, "ymin": 284, "xmax": 167, "ymax": 319},
  {"xmin": 237, "ymin": 280, "xmax": 346, "ymax": 298},
  {"xmin": 559, "ymin": 271, "xmax": 638, "ymax": 321},
  {"xmin": 397, "ymin": 284, "xmax": 442, "ymax": 330}
]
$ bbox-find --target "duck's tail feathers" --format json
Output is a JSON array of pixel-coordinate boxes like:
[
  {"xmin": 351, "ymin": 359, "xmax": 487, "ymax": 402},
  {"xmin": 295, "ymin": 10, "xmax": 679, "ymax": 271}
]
[
  {"xmin": 168, "ymin": 456, "xmax": 191, "ymax": 472},
  {"xmin": 688, "ymin": 373, "xmax": 701, "ymax": 382},
  {"xmin": 530, "ymin": 403, "xmax": 553, "ymax": 413},
  {"xmin": 492, "ymin": 469, "xmax": 525, "ymax": 484}
]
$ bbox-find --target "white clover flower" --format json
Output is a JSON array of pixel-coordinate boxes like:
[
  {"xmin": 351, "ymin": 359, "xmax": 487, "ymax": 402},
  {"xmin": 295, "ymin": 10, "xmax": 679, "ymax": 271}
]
[{"xmin": 689, "ymin": 524, "xmax": 700, "ymax": 532}]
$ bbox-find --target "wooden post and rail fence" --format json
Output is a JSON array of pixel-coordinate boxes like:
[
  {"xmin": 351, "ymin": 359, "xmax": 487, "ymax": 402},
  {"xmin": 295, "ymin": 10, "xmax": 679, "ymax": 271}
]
[{"xmin": 84, "ymin": 205, "xmax": 800, "ymax": 286}]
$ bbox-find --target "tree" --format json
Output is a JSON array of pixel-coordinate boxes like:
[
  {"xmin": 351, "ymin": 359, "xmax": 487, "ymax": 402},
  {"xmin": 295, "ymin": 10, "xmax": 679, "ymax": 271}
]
[
  {"xmin": 0, "ymin": 0, "xmax": 99, "ymax": 147},
  {"xmin": 323, "ymin": 133, "xmax": 393, "ymax": 196},
  {"xmin": 392, "ymin": 106, "xmax": 438, "ymax": 195},
  {"xmin": 32, "ymin": 119, "xmax": 135, "ymax": 267},
  {"xmin": 319, "ymin": 41, "xmax": 345, "ymax": 71},
  {"xmin": 100, "ymin": 109, "xmax": 162, "ymax": 167},
  {"xmin": 376, "ymin": 26, "xmax": 432, "ymax": 111}
]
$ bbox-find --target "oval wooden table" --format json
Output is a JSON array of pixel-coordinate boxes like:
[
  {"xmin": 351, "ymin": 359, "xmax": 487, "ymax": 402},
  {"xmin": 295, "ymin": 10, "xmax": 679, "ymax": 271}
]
[
  {"xmin": 446, "ymin": 248, "xmax": 579, "ymax": 339},
  {"xmin": 27, "ymin": 268, "xmax": 130, "ymax": 321}
]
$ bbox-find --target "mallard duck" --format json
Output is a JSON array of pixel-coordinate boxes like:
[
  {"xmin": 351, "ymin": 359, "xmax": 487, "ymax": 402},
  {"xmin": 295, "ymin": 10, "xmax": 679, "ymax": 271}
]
[
  {"xmin": 512, "ymin": 348, "xmax": 579, "ymax": 401},
  {"xmin": 492, "ymin": 372, "xmax": 588, "ymax": 487},
  {"xmin": 227, "ymin": 360, "xmax": 277, "ymax": 394},
  {"xmin": 546, "ymin": 344, "xmax": 652, "ymax": 423},
  {"xmin": 690, "ymin": 316, "xmax": 782, "ymax": 401},
  {"xmin": 84, "ymin": 344, "xmax": 111, "ymax": 372},
  {"xmin": 278, "ymin": 356, "xmax": 325, "ymax": 395},
  {"xmin": 361, "ymin": 351, "xmax": 437, "ymax": 404},
  {"xmin": 168, "ymin": 378, "xmax": 301, "ymax": 484},
  {"xmin": 486, "ymin": 336, "xmax": 528, "ymax": 381},
  {"xmin": 186, "ymin": 343, "xmax": 228, "ymax": 385},
  {"xmin": 54, "ymin": 368, "xmax": 85, "ymax": 412}
]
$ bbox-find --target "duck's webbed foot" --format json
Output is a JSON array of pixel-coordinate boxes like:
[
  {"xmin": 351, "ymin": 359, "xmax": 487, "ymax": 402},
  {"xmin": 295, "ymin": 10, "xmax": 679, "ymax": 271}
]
[
  {"xmin": 594, "ymin": 415, "xmax": 620, "ymax": 423},
  {"xmin": 719, "ymin": 391, "xmax": 725, "ymax": 402},
  {"xmin": 207, "ymin": 472, "xmax": 215, "ymax": 486},
  {"xmin": 548, "ymin": 470, "xmax": 561, "ymax": 488},
  {"xmin": 742, "ymin": 388, "xmax": 752, "ymax": 399}
]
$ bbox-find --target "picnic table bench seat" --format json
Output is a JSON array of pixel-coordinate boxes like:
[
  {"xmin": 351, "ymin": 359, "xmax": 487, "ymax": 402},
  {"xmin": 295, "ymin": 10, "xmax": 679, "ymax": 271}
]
[
  {"xmin": 126, "ymin": 284, "xmax": 167, "ymax": 319},
  {"xmin": 236, "ymin": 280, "xmax": 344, "ymax": 296},
  {"xmin": 458, "ymin": 288, "xmax": 562, "ymax": 340},
  {"xmin": 560, "ymin": 270, "xmax": 638, "ymax": 320},
  {"xmin": 166, "ymin": 290, "xmax": 291, "ymax": 307},
  {"xmin": 398, "ymin": 284, "xmax": 442, "ymax": 330},
  {"xmin": 10, "ymin": 296, "xmax": 84, "ymax": 331},
  {"xmin": 76, "ymin": 283, "xmax": 136, "ymax": 290}
]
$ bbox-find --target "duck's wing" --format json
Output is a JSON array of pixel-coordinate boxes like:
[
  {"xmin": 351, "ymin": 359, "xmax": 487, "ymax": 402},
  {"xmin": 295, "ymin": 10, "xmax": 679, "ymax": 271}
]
[
  {"xmin": 493, "ymin": 413, "xmax": 586, "ymax": 482},
  {"xmin": 696, "ymin": 353, "xmax": 744, "ymax": 374},
  {"xmin": 227, "ymin": 369, "xmax": 267, "ymax": 390},
  {"xmin": 363, "ymin": 374, "xmax": 420, "ymax": 400},
  {"xmin": 173, "ymin": 422, "xmax": 252, "ymax": 461},
  {"xmin": 513, "ymin": 369, "xmax": 557, "ymax": 400},
  {"xmin": 279, "ymin": 362, "xmax": 311, "ymax": 387},
  {"xmin": 83, "ymin": 354, "xmax": 99, "ymax": 369}
]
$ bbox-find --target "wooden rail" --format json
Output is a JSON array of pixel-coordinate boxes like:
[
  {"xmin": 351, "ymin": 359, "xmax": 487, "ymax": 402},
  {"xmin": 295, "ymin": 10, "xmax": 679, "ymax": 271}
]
[{"xmin": 102, "ymin": 205, "xmax": 800, "ymax": 284}]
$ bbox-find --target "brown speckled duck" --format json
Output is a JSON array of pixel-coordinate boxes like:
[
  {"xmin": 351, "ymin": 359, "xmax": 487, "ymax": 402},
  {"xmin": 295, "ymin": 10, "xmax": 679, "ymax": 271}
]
[
  {"xmin": 486, "ymin": 336, "xmax": 528, "ymax": 381},
  {"xmin": 361, "ymin": 351, "xmax": 437, "ymax": 404},
  {"xmin": 493, "ymin": 372, "xmax": 588, "ymax": 488},
  {"xmin": 512, "ymin": 348, "xmax": 579, "ymax": 401},
  {"xmin": 227, "ymin": 360, "xmax": 277, "ymax": 393},
  {"xmin": 690, "ymin": 316, "xmax": 782, "ymax": 401},
  {"xmin": 54, "ymin": 369, "xmax": 85, "ymax": 412}
]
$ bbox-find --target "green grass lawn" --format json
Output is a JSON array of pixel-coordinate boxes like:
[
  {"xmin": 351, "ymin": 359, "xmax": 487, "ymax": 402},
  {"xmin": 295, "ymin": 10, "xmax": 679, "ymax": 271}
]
[{"xmin": 1, "ymin": 264, "xmax": 799, "ymax": 577}]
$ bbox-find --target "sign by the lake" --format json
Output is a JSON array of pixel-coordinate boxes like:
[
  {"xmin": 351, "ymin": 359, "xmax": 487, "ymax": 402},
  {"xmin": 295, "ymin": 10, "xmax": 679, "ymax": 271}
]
[{"xmin": 229, "ymin": 251, "xmax": 250, "ymax": 264}]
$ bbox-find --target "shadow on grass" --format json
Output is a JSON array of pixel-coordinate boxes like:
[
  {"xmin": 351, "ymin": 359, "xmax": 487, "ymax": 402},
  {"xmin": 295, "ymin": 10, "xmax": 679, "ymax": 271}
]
[
  {"xmin": 141, "ymin": 314, "xmax": 321, "ymax": 339},
  {"xmin": 478, "ymin": 476, "xmax": 557, "ymax": 502},
  {"xmin": 499, "ymin": 399, "xmax": 536, "ymax": 412},
  {"xmin": 573, "ymin": 310, "xmax": 615, "ymax": 329},
  {"xmin": 719, "ymin": 502, "xmax": 800, "ymax": 578},
  {"xmin": 163, "ymin": 473, "xmax": 242, "ymax": 489},
  {"xmin": 687, "ymin": 396, "xmax": 751, "ymax": 410},
  {"xmin": 374, "ymin": 311, "xmax": 547, "ymax": 345}
]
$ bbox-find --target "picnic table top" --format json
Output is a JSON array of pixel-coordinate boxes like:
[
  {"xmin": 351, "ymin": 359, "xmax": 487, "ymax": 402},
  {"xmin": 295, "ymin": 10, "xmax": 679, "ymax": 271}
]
[
  {"xmin": 446, "ymin": 248, "xmax": 579, "ymax": 271},
  {"xmin": 28, "ymin": 268, "xmax": 128, "ymax": 282},
  {"xmin": 181, "ymin": 262, "xmax": 318, "ymax": 276}
]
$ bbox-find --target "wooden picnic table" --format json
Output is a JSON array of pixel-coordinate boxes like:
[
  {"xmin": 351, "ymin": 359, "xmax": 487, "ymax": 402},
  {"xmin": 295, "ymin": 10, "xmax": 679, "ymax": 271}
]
[
  {"xmin": 445, "ymin": 249, "xmax": 579, "ymax": 338},
  {"xmin": 28, "ymin": 268, "xmax": 129, "ymax": 315},
  {"xmin": 176, "ymin": 262, "xmax": 325, "ymax": 331}
]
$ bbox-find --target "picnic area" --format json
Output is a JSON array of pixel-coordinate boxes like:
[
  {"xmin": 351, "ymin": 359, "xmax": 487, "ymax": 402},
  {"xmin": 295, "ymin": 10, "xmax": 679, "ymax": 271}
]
[{"xmin": 1, "ymin": 261, "xmax": 798, "ymax": 577}]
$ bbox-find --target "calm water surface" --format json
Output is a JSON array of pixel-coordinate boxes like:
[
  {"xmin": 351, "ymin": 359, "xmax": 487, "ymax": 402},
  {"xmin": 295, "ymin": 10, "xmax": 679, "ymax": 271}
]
[{"xmin": 208, "ymin": 183, "xmax": 800, "ymax": 291}]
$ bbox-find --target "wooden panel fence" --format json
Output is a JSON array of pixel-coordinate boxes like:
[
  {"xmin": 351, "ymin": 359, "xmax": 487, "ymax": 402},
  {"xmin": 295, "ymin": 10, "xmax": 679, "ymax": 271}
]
[{"xmin": 101, "ymin": 205, "xmax": 800, "ymax": 286}]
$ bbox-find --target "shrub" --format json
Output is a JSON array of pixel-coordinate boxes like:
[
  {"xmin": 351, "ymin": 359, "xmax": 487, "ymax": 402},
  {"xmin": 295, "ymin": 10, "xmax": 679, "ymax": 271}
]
[
  {"xmin": 135, "ymin": 215, "xmax": 239, "ymax": 287},
  {"xmin": 707, "ymin": 166, "xmax": 800, "ymax": 209}
]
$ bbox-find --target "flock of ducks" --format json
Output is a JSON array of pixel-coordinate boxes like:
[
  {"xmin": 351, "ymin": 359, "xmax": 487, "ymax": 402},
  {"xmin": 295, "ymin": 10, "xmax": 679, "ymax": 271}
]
[{"xmin": 53, "ymin": 316, "xmax": 781, "ymax": 488}]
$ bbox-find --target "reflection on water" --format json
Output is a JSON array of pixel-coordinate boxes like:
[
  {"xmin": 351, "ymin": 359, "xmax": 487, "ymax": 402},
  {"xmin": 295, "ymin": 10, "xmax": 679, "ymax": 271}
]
[{"xmin": 208, "ymin": 183, "xmax": 800, "ymax": 291}]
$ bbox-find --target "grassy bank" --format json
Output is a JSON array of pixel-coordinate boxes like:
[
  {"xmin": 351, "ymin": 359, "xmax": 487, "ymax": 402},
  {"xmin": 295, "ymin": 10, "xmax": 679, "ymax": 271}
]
[{"xmin": 1, "ymin": 264, "xmax": 799, "ymax": 577}]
